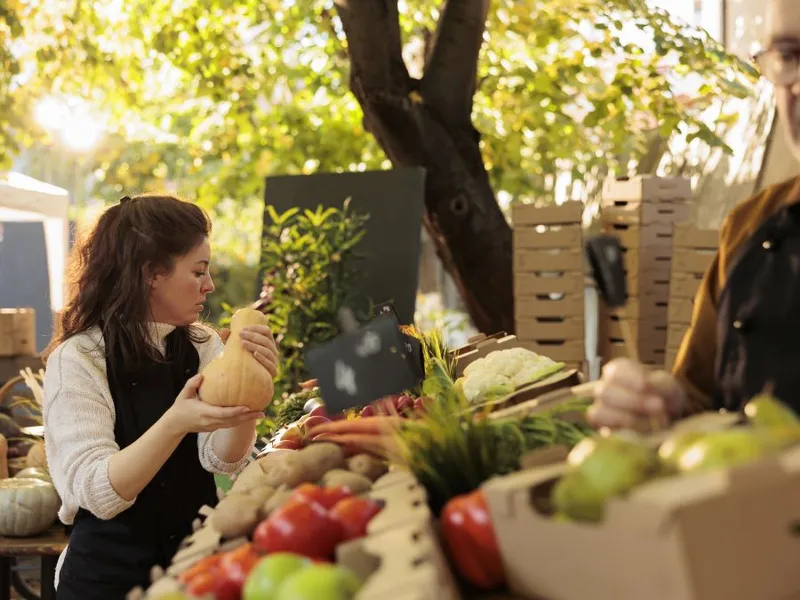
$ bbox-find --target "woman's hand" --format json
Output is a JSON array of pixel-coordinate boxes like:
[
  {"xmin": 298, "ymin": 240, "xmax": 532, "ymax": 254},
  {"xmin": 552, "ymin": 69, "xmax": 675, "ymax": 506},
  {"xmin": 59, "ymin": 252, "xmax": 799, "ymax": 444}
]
[
  {"xmin": 166, "ymin": 374, "xmax": 264, "ymax": 435},
  {"xmin": 588, "ymin": 358, "xmax": 686, "ymax": 432},
  {"xmin": 220, "ymin": 325, "xmax": 279, "ymax": 377}
]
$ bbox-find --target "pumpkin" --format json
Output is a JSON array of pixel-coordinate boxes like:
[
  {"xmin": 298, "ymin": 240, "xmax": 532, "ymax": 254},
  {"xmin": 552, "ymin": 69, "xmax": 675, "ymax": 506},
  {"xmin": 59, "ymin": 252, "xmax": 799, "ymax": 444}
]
[
  {"xmin": 199, "ymin": 308, "xmax": 274, "ymax": 411},
  {"xmin": 25, "ymin": 441, "xmax": 47, "ymax": 470},
  {"xmin": 14, "ymin": 467, "xmax": 52, "ymax": 484},
  {"xmin": 0, "ymin": 478, "xmax": 59, "ymax": 536}
]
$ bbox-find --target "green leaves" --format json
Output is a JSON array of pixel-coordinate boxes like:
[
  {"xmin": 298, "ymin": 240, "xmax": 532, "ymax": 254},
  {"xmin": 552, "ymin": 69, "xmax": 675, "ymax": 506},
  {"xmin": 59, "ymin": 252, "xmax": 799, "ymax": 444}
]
[{"xmin": 259, "ymin": 200, "xmax": 369, "ymax": 399}]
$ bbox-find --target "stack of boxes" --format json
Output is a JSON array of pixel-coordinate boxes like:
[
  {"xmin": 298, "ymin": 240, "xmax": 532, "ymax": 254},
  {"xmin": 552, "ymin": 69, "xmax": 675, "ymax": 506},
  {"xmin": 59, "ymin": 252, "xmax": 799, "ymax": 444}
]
[
  {"xmin": 664, "ymin": 224, "xmax": 719, "ymax": 370},
  {"xmin": 512, "ymin": 202, "xmax": 586, "ymax": 371},
  {"xmin": 598, "ymin": 176, "xmax": 692, "ymax": 368},
  {"xmin": 0, "ymin": 308, "xmax": 35, "ymax": 358}
]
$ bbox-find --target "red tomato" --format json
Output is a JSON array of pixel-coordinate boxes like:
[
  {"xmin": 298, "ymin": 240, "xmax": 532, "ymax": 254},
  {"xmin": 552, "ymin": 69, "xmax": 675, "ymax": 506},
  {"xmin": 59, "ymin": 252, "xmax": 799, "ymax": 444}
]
[
  {"xmin": 274, "ymin": 438, "xmax": 304, "ymax": 450},
  {"xmin": 291, "ymin": 484, "xmax": 353, "ymax": 510},
  {"xmin": 186, "ymin": 570, "xmax": 217, "ymax": 595},
  {"xmin": 212, "ymin": 577, "xmax": 242, "ymax": 600},
  {"xmin": 329, "ymin": 497, "xmax": 383, "ymax": 541},
  {"xmin": 252, "ymin": 500, "xmax": 344, "ymax": 559},
  {"xmin": 219, "ymin": 543, "xmax": 260, "ymax": 585}
]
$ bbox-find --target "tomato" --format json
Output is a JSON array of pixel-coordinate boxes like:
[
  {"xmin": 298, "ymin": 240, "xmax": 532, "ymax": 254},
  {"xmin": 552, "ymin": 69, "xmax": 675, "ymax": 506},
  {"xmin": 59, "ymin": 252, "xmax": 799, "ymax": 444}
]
[
  {"xmin": 274, "ymin": 438, "xmax": 304, "ymax": 450},
  {"xmin": 178, "ymin": 553, "xmax": 223, "ymax": 584},
  {"xmin": 252, "ymin": 499, "xmax": 344, "ymax": 559},
  {"xmin": 186, "ymin": 569, "xmax": 217, "ymax": 595},
  {"xmin": 219, "ymin": 543, "xmax": 260, "ymax": 585},
  {"xmin": 440, "ymin": 490, "xmax": 505, "ymax": 590},
  {"xmin": 211, "ymin": 577, "xmax": 242, "ymax": 600},
  {"xmin": 329, "ymin": 497, "xmax": 383, "ymax": 541},
  {"xmin": 292, "ymin": 483, "xmax": 353, "ymax": 510}
]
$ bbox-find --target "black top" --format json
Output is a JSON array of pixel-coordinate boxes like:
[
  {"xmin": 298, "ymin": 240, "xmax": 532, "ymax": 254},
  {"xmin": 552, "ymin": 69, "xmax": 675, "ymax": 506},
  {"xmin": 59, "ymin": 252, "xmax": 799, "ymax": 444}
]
[
  {"xmin": 714, "ymin": 201, "xmax": 800, "ymax": 414},
  {"xmin": 56, "ymin": 326, "xmax": 218, "ymax": 599}
]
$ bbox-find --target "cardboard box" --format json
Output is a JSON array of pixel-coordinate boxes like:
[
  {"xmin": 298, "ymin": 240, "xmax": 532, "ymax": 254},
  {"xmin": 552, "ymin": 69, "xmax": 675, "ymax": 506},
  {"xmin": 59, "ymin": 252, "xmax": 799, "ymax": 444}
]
[
  {"xmin": 337, "ymin": 518, "xmax": 462, "ymax": 600},
  {"xmin": 519, "ymin": 339, "xmax": 586, "ymax": 362},
  {"xmin": 483, "ymin": 445, "xmax": 800, "ymax": 600},
  {"xmin": 669, "ymin": 272, "xmax": 704, "ymax": 299},
  {"xmin": 602, "ymin": 200, "xmax": 690, "ymax": 226},
  {"xmin": 515, "ymin": 295, "xmax": 584, "ymax": 320},
  {"xmin": 602, "ymin": 175, "xmax": 692, "ymax": 203},
  {"xmin": 514, "ymin": 225, "xmax": 582, "ymax": 250},
  {"xmin": 513, "ymin": 202, "xmax": 584, "ymax": 227},
  {"xmin": 626, "ymin": 271, "xmax": 671, "ymax": 299},
  {"xmin": 604, "ymin": 222, "xmax": 674, "ymax": 251},
  {"xmin": 516, "ymin": 317, "xmax": 584, "ymax": 341},
  {"xmin": 515, "ymin": 272, "xmax": 585, "ymax": 297},
  {"xmin": 601, "ymin": 296, "xmax": 669, "ymax": 323},
  {"xmin": 621, "ymin": 247, "xmax": 673, "ymax": 274},
  {"xmin": 672, "ymin": 247, "xmax": 716, "ymax": 276},
  {"xmin": 672, "ymin": 223, "xmax": 719, "ymax": 249},
  {"xmin": 599, "ymin": 339, "xmax": 665, "ymax": 365},
  {"xmin": 0, "ymin": 308, "xmax": 36, "ymax": 357},
  {"xmin": 668, "ymin": 298, "xmax": 695, "ymax": 325},
  {"xmin": 602, "ymin": 319, "xmax": 667, "ymax": 344},
  {"xmin": 514, "ymin": 248, "xmax": 584, "ymax": 273}
]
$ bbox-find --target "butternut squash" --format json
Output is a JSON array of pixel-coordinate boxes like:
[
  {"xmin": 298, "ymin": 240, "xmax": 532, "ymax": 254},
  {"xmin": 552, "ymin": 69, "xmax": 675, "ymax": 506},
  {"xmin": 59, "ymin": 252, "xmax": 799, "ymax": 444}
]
[{"xmin": 199, "ymin": 308, "xmax": 274, "ymax": 411}]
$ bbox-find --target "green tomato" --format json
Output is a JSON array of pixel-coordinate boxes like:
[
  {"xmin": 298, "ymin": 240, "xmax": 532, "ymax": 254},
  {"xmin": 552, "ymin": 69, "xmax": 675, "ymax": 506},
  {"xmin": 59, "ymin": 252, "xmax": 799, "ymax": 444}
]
[{"xmin": 243, "ymin": 553, "xmax": 311, "ymax": 600}]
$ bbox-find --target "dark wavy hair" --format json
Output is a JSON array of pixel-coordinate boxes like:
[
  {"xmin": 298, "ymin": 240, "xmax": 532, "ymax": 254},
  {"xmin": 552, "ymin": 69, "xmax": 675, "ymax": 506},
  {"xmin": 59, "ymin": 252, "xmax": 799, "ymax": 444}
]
[{"xmin": 44, "ymin": 193, "xmax": 212, "ymax": 370}]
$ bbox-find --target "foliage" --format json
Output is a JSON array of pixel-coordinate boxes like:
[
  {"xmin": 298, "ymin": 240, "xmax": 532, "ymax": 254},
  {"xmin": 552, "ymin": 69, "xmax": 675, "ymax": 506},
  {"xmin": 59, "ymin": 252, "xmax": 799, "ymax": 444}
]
[
  {"xmin": 2, "ymin": 0, "xmax": 758, "ymax": 216},
  {"xmin": 259, "ymin": 199, "xmax": 369, "ymax": 398}
]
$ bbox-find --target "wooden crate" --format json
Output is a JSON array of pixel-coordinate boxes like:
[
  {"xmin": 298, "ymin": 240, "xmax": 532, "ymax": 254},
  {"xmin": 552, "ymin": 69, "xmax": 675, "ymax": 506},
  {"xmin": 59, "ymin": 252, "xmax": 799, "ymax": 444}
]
[
  {"xmin": 515, "ymin": 294, "xmax": 584, "ymax": 320},
  {"xmin": 667, "ymin": 297, "xmax": 694, "ymax": 325},
  {"xmin": 514, "ymin": 247, "xmax": 583, "ymax": 273},
  {"xmin": 0, "ymin": 308, "xmax": 36, "ymax": 357},
  {"xmin": 516, "ymin": 317, "xmax": 584, "ymax": 342},
  {"xmin": 512, "ymin": 201, "xmax": 584, "ymax": 226},
  {"xmin": 603, "ymin": 222, "xmax": 675, "ymax": 251},
  {"xmin": 602, "ymin": 200, "xmax": 690, "ymax": 226},
  {"xmin": 515, "ymin": 272, "xmax": 585, "ymax": 297},
  {"xmin": 602, "ymin": 318, "xmax": 668, "ymax": 345},
  {"xmin": 601, "ymin": 175, "xmax": 692, "ymax": 203},
  {"xmin": 670, "ymin": 272, "xmax": 704, "ymax": 299},
  {"xmin": 672, "ymin": 224, "xmax": 719, "ymax": 250},
  {"xmin": 519, "ymin": 339, "xmax": 586, "ymax": 362},
  {"xmin": 599, "ymin": 338, "xmax": 666, "ymax": 366},
  {"xmin": 514, "ymin": 225, "xmax": 582, "ymax": 250}
]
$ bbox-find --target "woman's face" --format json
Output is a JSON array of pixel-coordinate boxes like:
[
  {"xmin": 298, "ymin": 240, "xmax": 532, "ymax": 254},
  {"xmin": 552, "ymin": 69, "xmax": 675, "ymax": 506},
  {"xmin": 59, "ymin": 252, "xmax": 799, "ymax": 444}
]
[{"xmin": 148, "ymin": 238, "xmax": 216, "ymax": 325}]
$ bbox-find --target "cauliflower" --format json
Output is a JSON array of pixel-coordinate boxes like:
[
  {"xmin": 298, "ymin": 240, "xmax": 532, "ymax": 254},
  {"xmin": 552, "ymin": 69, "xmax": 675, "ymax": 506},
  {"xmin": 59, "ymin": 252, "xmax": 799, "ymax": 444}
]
[{"xmin": 459, "ymin": 347, "xmax": 565, "ymax": 403}]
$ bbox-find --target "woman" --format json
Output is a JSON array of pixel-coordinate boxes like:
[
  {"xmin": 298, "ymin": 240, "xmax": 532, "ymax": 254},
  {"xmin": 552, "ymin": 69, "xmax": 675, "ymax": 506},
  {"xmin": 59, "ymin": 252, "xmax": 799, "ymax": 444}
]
[{"xmin": 42, "ymin": 194, "xmax": 278, "ymax": 598}]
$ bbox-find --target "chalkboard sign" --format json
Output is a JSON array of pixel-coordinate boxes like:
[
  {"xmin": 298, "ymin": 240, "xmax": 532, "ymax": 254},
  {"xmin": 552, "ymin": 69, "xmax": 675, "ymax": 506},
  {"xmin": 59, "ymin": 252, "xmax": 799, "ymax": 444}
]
[
  {"xmin": 260, "ymin": 168, "xmax": 426, "ymax": 325},
  {"xmin": 305, "ymin": 314, "xmax": 423, "ymax": 414}
]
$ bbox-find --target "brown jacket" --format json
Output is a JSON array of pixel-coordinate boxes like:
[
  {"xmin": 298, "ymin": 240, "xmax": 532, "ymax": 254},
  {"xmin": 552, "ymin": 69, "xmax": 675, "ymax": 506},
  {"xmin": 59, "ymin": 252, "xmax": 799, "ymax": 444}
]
[{"xmin": 673, "ymin": 175, "xmax": 800, "ymax": 414}]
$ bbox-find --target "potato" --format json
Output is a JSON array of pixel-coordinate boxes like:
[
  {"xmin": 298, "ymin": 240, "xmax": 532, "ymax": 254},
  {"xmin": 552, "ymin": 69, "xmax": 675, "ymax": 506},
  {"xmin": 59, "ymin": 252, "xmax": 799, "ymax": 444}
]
[
  {"xmin": 263, "ymin": 443, "xmax": 346, "ymax": 489},
  {"xmin": 210, "ymin": 494, "xmax": 262, "ymax": 538},
  {"xmin": 320, "ymin": 469, "xmax": 373, "ymax": 494},
  {"xmin": 347, "ymin": 454, "xmax": 388, "ymax": 482},
  {"xmin": 230, "ymin": 461, "xmax": 270, "ymax": 494},
  {"xmin": 260, "ymin": 486, "xmax": 294, "ymax": 519}
]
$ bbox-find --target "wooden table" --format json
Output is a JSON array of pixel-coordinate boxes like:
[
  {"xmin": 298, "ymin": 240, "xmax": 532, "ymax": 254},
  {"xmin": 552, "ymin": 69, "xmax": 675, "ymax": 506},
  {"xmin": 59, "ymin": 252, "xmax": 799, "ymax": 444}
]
[{"xmin": 0, "ymin": 527, "xmax": 68, "ymax": 600}]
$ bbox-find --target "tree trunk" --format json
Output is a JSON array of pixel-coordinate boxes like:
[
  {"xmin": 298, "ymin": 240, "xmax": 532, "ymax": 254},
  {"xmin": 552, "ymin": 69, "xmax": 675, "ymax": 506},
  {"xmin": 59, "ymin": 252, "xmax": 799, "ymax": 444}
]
[{"xmin": 333, "ymin": 0, "xmax": 513, "ymax": 335}]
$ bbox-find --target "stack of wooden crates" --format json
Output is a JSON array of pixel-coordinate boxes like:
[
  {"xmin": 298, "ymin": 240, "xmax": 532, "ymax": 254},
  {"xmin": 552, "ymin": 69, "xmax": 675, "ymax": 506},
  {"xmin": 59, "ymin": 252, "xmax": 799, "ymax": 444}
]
[
  {"xmin": 512, "ymin": 202, "xmax": 586, "ymax": 371},
  {"xmin": 0, "ymin": 308, "xmax": 37, "ymax": 385},
  {"xmin": 664, "ymin": 224, "xmax": 719, "ymax": 370},
  {"xmin": 598, "ymin": 176, "xmax": 692, "ymax": 368}
]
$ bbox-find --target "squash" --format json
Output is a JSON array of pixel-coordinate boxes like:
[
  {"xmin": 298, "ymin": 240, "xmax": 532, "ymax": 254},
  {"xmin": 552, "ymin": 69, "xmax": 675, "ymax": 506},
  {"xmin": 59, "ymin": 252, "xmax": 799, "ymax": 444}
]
[
  {"xmin": 0, "ymin": 478, "xmax": 59, "ymax": 536},
  {"xmin": 14, "ymin": 467, "xmax": 52, "ymax": 484},
  {"xmin": 25, "ymin": 441, "xmax": 47, "ymax": 470},
  {"xmin": 199, "ymin": 308, "xmax": 274, "ymax": 411}
]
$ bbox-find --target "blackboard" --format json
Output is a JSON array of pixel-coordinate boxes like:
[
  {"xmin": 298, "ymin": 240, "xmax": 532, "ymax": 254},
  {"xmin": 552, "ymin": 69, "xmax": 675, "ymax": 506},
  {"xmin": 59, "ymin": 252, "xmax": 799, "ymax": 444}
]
[
  {"xmin": 260, "ymin": 168, "xmax": 426, "ymax": 325},
  {"xmin": 0, "ymin": 221, "xmax": 53, "ymax": 352}
]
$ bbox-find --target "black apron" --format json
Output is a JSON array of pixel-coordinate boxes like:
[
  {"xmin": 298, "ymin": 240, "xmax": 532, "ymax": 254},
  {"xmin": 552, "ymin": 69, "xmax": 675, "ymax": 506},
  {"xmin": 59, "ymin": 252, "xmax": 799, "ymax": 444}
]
[
  {"xmin": 56, "ymin": 327, "xmax": 218, "ymax": 599},
  {"xmin": 714, "ymin": 201, "xmax": 800, "ymax": 414}
]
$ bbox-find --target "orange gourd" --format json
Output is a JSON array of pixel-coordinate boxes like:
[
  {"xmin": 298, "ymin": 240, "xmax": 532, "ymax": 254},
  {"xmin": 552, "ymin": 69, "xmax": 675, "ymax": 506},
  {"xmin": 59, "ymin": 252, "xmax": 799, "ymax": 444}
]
[{"xmin": 199, "ymin": 308, "xmax": 274, "ymax": 412}]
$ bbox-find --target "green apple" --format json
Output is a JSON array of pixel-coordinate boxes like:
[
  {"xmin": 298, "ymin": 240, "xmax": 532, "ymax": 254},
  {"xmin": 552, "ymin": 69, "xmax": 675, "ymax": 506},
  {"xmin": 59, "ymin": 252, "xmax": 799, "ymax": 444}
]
[
  {"xmin": 243, "ymin": 553, "xmax": 312, "ymax": 600},
  {"xmin": 275, "ymin": 564, "xmax": 362, "ymax": 600}
]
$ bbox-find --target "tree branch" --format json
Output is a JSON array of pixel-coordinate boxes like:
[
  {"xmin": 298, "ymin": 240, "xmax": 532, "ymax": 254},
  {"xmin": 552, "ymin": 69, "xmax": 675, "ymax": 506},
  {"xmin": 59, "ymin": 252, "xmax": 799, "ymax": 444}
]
[
  {"xmin": 421, "ymin": 0, "xmax": 490, "ymax": 126},
  {"xmin": 333, "ymin": 0, "xmax": 410, "ymax": 95}
]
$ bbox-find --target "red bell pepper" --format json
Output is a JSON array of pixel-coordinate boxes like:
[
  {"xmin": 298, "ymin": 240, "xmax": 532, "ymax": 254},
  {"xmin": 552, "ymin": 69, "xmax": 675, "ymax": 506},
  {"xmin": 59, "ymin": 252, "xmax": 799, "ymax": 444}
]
[
  {"xmin": 252, "ymin": 498, "xmax": 344, "ymax": 559},
  {"xmin": 439, "ymin": 489, "xmax": 506, "ymax": 590},
  {"xmin": 291, "ymin": 483, "xmax": 353, "ymax": 511},
  {"xmin": 329, "ymin": 496, "xmax": 383, "ymax": 541}
]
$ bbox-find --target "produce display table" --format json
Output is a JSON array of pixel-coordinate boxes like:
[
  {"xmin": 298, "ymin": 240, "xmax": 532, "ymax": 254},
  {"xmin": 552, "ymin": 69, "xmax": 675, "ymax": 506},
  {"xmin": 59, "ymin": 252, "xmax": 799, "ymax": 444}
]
[{"xmin": 0, "ymin": 526, "xmax": 68, "ymax": 600}]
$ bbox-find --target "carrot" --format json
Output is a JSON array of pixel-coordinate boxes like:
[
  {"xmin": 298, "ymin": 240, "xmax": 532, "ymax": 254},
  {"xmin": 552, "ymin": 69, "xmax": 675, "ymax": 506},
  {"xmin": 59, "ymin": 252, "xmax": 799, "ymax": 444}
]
[{"xmin": 306, "ymin": 416, "xmax": 403, "ymax": 438}]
